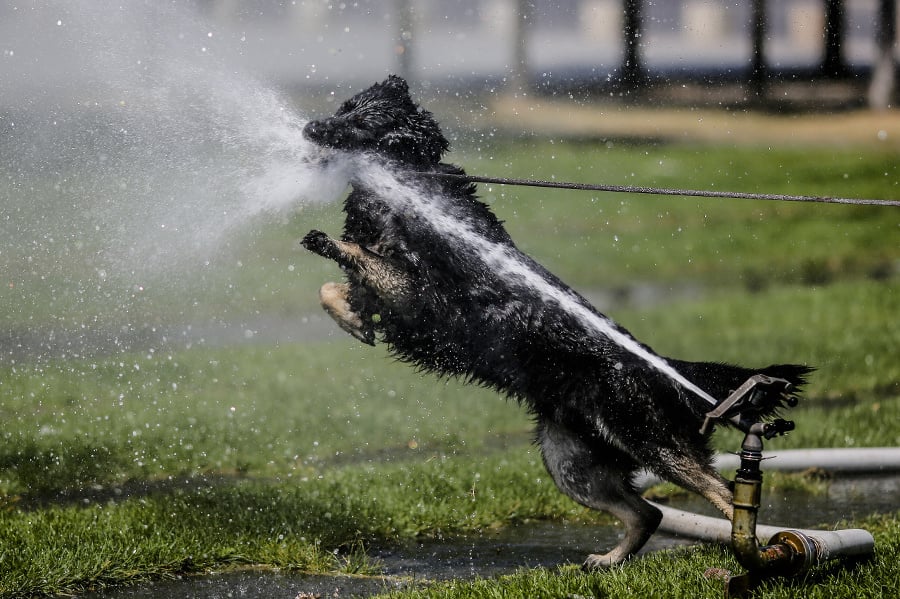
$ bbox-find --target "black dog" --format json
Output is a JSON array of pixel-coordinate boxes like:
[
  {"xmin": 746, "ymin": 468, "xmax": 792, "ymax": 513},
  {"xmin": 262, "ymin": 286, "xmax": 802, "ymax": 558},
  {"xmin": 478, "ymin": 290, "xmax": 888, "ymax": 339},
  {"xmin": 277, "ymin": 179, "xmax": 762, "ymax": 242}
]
[{"xmin": 301, "ymin": 75, "xmax": 811, "ymax": 568}]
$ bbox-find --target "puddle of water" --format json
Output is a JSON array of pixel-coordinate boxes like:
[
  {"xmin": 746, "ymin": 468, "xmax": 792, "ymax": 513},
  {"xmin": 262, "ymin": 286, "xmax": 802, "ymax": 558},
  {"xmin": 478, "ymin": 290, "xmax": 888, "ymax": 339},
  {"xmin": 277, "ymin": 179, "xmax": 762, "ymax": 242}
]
[
  {"xmin": 80, "ymin": 571, "xmax": 406, "ymax": 599},
  {"xmin": 375, "ymin": 520, "xmax": 694, "ymax": 581},
  {"xmin": 80, "ymin": 475, "xmax": 899, "ymax": 599},
  {"xmin": 80, "ymin": 522, "xmax": 693, "ymax": 599}
]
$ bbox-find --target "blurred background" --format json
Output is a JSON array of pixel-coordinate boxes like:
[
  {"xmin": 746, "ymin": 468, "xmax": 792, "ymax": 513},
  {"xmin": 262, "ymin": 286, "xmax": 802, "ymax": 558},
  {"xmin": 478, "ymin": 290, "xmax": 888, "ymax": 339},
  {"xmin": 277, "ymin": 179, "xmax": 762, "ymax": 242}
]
[
  {"xmin": 1, "ymin": 0, "xmax": 897, "ymax": 357},
  {"xmin": 116, "ymin": 1, "xmax": 897, "ymax": 106},
  {"xmin": 2, "ymin": 1, "xmax": 897, "ymax": 107},
  {"xmin": 146, "ymin": 1, "xmax": 892, "ymax": 107}
]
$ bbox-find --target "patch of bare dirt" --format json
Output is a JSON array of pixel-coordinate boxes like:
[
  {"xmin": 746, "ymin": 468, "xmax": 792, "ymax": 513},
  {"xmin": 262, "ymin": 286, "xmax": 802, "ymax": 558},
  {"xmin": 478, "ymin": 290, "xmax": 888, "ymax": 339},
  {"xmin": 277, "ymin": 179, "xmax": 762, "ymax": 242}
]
[{"xmin": 486, "ymin": 97, "xmax": 900, "ymax": 148}]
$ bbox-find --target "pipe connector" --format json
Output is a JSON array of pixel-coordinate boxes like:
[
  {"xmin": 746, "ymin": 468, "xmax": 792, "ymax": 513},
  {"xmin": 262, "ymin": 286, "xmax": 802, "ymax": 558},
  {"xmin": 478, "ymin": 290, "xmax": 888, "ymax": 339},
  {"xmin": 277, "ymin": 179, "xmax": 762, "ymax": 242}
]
[{"xmin": 727, "ymin": 526, "xmax": 874, "ymax": 596}]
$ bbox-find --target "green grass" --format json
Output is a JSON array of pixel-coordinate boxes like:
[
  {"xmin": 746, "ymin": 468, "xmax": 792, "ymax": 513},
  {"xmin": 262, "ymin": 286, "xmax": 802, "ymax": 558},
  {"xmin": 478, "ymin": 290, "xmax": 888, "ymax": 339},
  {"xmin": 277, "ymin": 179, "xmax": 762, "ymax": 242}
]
[
  {"xmin": 618, "ymin": 279, "xmax": 900, "ymax": 403},
  {"xmin": 0, "ymin": 342, "xmax": 523, "ymax": 496},
  {"xmin": 1, "ymin": 278, "xmax": 898, "ymax": 596},
  {"xmin": 459, "ymin": 141, "xmax": 899, "ymax": 291},
  {"xmin": 1, "ymin": 139, "xmax": 898, "ymax": 597},
  {"xmin": 2, "ymin": 280, "xmax": 896, "ymax": 499}
]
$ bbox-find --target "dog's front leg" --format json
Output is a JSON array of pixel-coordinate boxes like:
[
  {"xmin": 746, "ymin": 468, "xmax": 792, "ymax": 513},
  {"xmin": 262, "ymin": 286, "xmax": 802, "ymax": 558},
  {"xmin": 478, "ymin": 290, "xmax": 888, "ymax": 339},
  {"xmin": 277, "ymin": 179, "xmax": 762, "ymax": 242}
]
[
  {"xmin": 301, "ymin": 230, "xmax": 413, "ymax": 302},
  {"xmin": 302, "ymin": 230, "xmax": 415, "ymax": 344},
  {"xmin": 317, "ymin": 281, "xmax": 375, "ymax": 345}
]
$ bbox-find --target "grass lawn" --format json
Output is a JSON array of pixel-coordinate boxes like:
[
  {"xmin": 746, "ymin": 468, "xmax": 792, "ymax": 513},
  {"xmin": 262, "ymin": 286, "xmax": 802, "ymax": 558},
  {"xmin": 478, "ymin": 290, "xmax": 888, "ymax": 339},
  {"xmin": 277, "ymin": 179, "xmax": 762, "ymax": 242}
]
[{"xmin": 0, "ymin": 138, "xmax": 898, "ymax": 597}]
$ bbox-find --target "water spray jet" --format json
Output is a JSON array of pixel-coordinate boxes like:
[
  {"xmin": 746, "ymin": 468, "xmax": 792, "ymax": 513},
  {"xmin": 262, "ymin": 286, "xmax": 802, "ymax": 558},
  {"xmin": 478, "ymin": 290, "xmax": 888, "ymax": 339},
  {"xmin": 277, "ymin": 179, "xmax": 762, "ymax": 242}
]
[
  {"xmin": 1, "ymin": 2, "xmax": 360, "ymax": 359},
  {"xmin": 351, "ymin": 158, "xmax": 723, "ymax": 407}
]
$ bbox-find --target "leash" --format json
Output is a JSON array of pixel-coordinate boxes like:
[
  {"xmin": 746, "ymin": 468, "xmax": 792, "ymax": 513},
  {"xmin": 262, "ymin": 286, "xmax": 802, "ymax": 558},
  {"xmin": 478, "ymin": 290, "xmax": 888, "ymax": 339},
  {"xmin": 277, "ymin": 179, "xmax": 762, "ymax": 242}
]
[{"xmin": 424, "ymin": 172, "xmax": 900, "ymax": 207}]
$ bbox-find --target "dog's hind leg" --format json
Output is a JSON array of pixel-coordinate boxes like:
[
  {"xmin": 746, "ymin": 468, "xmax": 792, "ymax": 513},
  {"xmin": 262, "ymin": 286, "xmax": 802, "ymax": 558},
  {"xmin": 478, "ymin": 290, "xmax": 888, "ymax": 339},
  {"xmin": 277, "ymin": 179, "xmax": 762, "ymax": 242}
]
[
  {"xmin": 538, "ymin": 421, "xmax": 663, "ymax": 569},
  {"xmin": 649, "ymin": 448, "xmax": 734, "ymax": 520}
]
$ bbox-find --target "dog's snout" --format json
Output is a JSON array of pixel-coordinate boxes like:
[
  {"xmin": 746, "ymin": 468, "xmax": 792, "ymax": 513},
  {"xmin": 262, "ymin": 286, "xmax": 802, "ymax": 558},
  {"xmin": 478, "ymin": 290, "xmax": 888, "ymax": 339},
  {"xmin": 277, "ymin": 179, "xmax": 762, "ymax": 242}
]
[
  {"xmin": 303, "ymin": 117, "xmax": 349, "ymax": 148},
  {"xmin": 303, "ymin": 119, "xmax": 327, "ymax": 141}
]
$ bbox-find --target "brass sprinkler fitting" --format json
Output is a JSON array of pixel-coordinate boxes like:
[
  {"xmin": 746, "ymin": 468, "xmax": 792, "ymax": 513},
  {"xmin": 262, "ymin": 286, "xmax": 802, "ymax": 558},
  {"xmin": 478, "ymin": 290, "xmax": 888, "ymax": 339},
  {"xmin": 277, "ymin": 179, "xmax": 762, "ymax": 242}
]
[
  {"xmin": 725, "ymin": 421, "xmax": 874, "ymax": 597},
  {"xmin": 700, "ymin": 376, "xmax": 874, "ymax": 596}
]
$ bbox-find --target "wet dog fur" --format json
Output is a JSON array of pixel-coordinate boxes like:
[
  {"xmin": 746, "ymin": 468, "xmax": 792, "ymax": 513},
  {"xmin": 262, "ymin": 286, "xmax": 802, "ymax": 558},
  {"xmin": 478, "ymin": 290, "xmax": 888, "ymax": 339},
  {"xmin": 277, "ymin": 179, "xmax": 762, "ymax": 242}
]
[{"xmin": 300, "ymin": 75, "xmax": 812, "ymax": 568}]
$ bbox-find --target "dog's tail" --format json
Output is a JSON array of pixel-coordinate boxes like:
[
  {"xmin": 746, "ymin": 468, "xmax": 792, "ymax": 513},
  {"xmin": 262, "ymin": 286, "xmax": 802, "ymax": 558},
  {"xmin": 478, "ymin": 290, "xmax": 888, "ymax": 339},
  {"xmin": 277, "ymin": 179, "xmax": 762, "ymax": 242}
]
[
  {"xmin": 748, "ymin": 362, "xmax": 815, "ymax": 415},
  {"xmin": 672, "ymin": 360, "xmax": 814, "ymax": 423}
]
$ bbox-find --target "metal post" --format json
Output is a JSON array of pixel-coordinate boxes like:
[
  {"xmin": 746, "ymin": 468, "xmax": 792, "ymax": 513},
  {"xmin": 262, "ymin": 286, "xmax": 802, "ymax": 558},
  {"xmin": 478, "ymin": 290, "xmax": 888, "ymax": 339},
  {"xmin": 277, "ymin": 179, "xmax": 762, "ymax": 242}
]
[
  {"xmin": 621, "ymin": 0, "xmax": 645, "ymax": 92},
  {"xmin": 869, "ymin": 0, "xmax": 897, "ymax": 109},
  {"xmin": 510, "ymin": 0, "xmax": 533, "ymax": 95},
  {"xmin": 822, "ymin": 0, "xmax": 848, "ymax": 78},
  {"xmin": 749, "ymin": 0, "xmax": 768, "ymax": 101},
  {"xmin": 395, "ymin": 0, "xmax": 414, "ymax": 80}
]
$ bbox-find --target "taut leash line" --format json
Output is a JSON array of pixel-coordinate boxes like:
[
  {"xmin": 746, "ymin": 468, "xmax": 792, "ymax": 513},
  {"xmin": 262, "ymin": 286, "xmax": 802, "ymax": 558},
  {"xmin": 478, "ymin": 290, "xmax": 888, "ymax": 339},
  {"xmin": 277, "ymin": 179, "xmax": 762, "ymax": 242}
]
[{"xmin": 424, "ymin": 173, "xmax": 900, "ymax": 207}]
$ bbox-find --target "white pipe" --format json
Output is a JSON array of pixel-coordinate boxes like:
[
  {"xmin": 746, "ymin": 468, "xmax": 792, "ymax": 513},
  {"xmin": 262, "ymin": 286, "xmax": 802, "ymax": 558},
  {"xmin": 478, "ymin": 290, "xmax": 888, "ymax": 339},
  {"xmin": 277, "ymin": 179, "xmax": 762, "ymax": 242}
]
[
  {"xmin": 635, "ymin": 446, "xmax": 900, "ymax": 493},
  {"xmin": 712, "ymin": 447, "xmax": 900, "ymax": 474},
  {"xmin": 637, "ymin": 447, "xmax": 900, "ymax": 546},
  {"xmin": 808, "ymin": 528, "xmax": 876, "ymax": 560},
  {"xmin": 651, "ymin": 503, "xmax": 875, "ymax": 549}
]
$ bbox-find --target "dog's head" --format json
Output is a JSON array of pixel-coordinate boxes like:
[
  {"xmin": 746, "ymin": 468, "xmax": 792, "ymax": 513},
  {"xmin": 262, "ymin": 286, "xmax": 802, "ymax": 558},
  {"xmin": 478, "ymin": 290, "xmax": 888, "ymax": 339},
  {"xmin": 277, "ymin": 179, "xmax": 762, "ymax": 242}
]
[{"xmin": 303, "ymin": 75, "xmax": 449, "ymax": 167}]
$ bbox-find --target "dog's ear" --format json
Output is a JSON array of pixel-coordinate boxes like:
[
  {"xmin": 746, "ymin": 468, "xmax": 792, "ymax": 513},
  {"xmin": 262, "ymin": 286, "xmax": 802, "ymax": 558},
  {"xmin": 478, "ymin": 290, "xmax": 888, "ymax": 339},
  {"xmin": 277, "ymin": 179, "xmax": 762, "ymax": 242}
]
[
  {"xmin": 414, "ymin": 109, "xmax": 451, "ymax": 163},
  {"xmin": 379, "ymin": 107, "xmax": 449, "ymax": 165},
  {"xmin": 383, "ymin": 74, "xmax": 410, "ymax": 95}
]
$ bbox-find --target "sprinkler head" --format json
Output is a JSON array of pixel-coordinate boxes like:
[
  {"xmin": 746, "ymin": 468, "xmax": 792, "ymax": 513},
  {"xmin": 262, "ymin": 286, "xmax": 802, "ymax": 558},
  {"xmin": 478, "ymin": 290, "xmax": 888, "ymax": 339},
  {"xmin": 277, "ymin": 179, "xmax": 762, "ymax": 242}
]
[{"xmin": 762, "ymin": 419, "xmax": 795, "ymax": 439}]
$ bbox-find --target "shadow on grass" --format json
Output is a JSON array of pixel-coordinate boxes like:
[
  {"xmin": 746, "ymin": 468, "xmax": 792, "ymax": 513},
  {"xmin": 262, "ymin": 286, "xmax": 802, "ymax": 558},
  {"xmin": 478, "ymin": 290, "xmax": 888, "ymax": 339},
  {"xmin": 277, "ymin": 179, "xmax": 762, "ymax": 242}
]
[
  {"xmin": 6, "ymin": 466, "xmax": 382, "ymax": 551},
  {"xmin": 0, "ymin": 440, "xmax": 130, "ymax": 498},
  {"xmin": 3, "ymin": 429, "xmax": 535, "ymax": 511}
]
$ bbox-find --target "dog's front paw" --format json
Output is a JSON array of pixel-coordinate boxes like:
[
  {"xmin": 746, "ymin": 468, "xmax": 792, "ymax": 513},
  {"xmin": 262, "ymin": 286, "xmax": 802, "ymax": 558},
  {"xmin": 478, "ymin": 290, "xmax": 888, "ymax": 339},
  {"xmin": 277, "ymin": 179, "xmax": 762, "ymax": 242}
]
[{"xmin": 301, "ymin": 230, "xmax": 336, "ymax": 258}]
